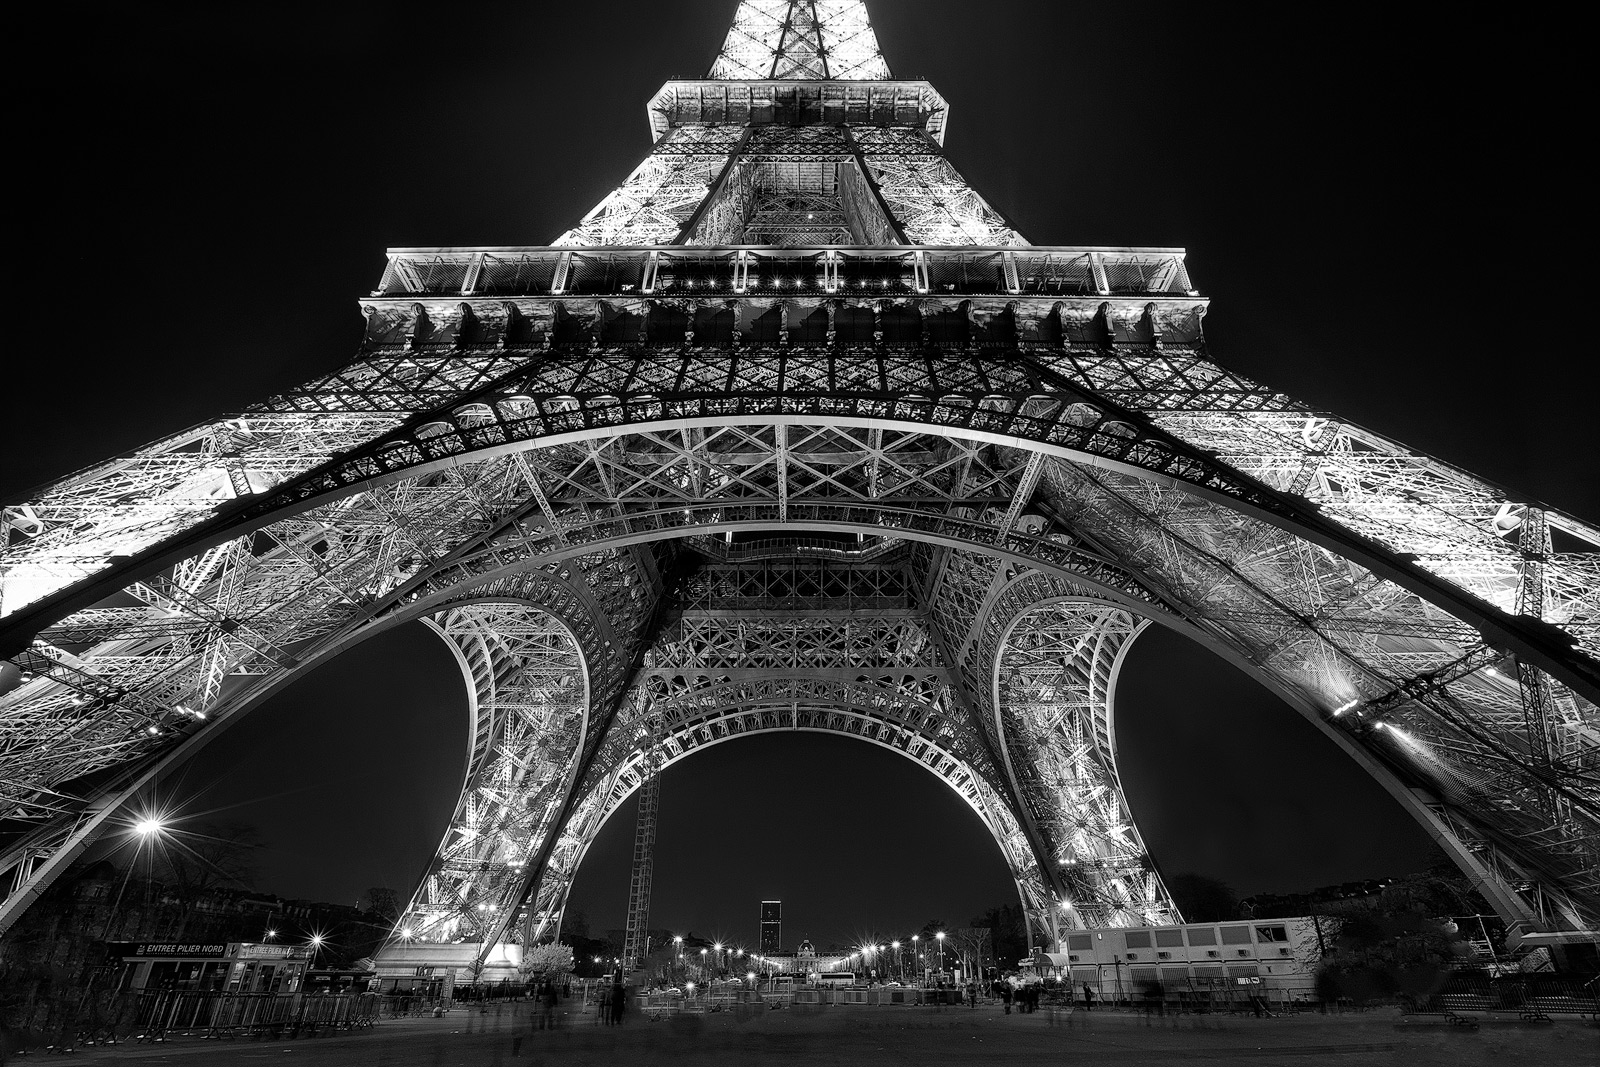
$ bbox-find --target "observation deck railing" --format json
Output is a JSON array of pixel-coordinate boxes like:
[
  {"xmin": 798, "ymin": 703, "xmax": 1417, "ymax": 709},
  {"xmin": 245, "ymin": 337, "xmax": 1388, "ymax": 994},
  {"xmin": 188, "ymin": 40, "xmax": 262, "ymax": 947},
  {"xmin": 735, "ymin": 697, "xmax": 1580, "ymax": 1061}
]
[{"xmin": 375, "ymin": 246, "xmax": 1195, "ymax": 301}]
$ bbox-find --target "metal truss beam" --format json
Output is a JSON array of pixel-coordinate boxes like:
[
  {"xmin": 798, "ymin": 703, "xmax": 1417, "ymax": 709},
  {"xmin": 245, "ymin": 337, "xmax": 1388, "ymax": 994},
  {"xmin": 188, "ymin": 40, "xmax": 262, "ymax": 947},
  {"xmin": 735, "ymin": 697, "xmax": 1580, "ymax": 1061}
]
[{"xmin": 4, "ymin": 0, "xmax": 1598, "ymax": 947}]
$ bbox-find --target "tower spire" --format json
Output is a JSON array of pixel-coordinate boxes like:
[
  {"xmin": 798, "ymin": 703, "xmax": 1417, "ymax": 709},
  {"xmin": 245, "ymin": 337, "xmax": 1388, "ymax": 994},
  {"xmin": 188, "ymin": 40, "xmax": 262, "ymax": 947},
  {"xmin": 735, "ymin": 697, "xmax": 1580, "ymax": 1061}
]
[{"xmin": 711, "ymin": 1, "xmax": 891, "ymax": 80}]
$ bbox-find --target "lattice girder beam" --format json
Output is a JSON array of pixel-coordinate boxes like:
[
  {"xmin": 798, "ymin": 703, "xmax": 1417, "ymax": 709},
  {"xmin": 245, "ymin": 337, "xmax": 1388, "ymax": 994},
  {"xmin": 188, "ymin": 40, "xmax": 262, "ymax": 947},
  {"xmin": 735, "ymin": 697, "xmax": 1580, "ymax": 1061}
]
[
  {"xmin": 528, "ymin": 673, "xmax": 1049, "ymax": 947},
  {"xmin": 0, "ymin": 521, "xmax": 662, "ymax": 937},
  {"xmin": 395, "ymin": 603, "xmax": 588, "ymax": 946},
  {"xmin": 1025, "ymin": 465, "xmax": 1599, "ymax": 925},
  {"xmin": 990, "ymin": 599, "xmax": 1177, "ymax": 932},
  {"xmin": 6, "ymin": 418, "xmax": 1596, "ymax": 926},
  {"xmin": 710, "ymin": 1, "xmax": 892, "ymax": 82},
  {"xmin": 7, "ymin": 340, "xmax": 1592, "ymax": 706},
  {"xmin": 6, "ymin": 425, "xmax": 1593, "ymax": 927},
  {"xmin": 4, "ymin": 367, "xmax": 1598, "ymax": 931}
]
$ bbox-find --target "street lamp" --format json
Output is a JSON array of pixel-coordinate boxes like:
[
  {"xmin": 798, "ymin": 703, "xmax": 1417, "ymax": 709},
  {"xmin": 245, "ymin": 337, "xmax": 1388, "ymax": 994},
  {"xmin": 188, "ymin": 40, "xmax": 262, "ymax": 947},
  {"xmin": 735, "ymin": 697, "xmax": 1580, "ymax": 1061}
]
[
  {"xmin": 936, "ymin": 931, "xmax": 946, "ymax": 978},
  {"xmin": 306, "ymin": 933, "xmax": 326, "ymax": 985}
]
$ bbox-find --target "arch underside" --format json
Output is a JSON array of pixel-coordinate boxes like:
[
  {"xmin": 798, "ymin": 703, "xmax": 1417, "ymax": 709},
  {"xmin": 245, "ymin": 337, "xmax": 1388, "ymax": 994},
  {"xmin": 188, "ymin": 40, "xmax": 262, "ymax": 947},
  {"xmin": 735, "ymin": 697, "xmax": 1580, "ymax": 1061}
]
[
  {"xmin": 2, "ymin": 342, "xmax": 1598, "ymax": 940},
  {"xmin": 516, "ymin": 593, "xmax": 1177, "ymax": 950}
]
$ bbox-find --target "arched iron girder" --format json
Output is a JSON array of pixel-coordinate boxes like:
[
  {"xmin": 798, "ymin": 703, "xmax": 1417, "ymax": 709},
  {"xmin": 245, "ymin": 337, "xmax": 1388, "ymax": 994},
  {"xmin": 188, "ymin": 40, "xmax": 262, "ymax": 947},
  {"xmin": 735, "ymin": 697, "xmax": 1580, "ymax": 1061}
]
[
  {"xmin": 518, "ymin": 680, "xmax": 1059, "ymax": 948},
  {"xmin": 6, "ymin": 492, "xmax": 1593, "ymax": 934},
  {"xmin": 4, "ymin": 443, "xmax": 1595, "ymax": 931},
  {"xmin": 5, "ymin": 345, "xmax": 1594, "ymax": 703},
  {"xmin": 400, "ymin": 602, "xmax": 590, "ymax": 947},
  {"xmin": 0, "ymin": 560, "xmax": 659, "ymax": 939},
  {"xmin": 987, "ymin": 600, "xmax": 1174, "ymax": 924}
]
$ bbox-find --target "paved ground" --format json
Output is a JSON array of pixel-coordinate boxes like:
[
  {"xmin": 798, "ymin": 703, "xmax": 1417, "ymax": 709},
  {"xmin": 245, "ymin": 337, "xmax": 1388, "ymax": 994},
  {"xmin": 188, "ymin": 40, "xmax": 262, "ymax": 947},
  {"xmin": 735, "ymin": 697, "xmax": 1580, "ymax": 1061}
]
[{"xmin": 16, "ymin": 1002, "xmax": 1598, "ymax": 1066}]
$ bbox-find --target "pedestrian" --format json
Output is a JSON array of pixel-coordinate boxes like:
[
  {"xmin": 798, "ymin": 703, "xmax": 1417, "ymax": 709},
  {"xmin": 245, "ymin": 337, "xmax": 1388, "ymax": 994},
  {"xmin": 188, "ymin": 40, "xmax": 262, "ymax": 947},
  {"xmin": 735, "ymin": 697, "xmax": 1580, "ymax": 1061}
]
[
  {"xmin": 597, "ymin": 982, "xmax": 612, "ymax": 1025},
  {"xmin": 1083, "ymin": 982, "xmax": 1095, "ymax": 1011},
  {"xmin": 609, "ymin": 978, "xmax": 626, "ymax": 1026},
  {"xmin": 999, "ymin": 981, "xmax": 1013, "ymax": 1014},
  {"xmin": 539, "ymin": 976, "xmax": 558, "ymax": 1030}
]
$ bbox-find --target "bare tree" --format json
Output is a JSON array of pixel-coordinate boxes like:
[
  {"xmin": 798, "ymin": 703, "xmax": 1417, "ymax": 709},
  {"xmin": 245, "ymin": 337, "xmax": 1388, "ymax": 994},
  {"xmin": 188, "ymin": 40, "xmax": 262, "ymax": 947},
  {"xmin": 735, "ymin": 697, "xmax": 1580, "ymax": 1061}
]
[{"xmin": 147, "ymin": 821, "xmax": 262, "ymax": 939}]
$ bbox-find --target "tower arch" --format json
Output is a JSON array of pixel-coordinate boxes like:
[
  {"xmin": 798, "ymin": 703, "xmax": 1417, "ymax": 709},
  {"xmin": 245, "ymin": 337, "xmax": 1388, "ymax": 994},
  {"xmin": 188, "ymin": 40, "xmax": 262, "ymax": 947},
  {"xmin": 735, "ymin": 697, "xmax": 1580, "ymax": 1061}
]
[{"xmin": 3, "ymin": 0, "xmax": 1596, "ymax": 949}]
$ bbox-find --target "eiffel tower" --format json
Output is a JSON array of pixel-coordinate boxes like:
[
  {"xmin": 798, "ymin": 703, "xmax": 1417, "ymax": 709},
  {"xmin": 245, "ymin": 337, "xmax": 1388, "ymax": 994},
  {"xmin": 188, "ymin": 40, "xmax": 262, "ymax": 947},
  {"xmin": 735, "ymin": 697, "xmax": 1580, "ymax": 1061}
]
[{"xmin": 2, "ymin": 1, "xmax": 1598, "ymax": 959}]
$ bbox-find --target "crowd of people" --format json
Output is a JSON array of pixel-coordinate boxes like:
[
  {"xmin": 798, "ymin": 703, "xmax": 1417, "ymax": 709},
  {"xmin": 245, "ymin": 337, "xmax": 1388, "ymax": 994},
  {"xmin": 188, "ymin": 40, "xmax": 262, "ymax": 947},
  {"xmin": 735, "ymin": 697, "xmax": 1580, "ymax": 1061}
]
[
  {"xmin": 517, "ymin": 969, "xmax": 1235, "ymax": 1032},
  {"xmin": 992, "ymin": 976, "xmax": 1050, "ymax": 1014},
  {"xmin": 526, "ymin": 973, "xmax": 628, "ymax": 1030}
]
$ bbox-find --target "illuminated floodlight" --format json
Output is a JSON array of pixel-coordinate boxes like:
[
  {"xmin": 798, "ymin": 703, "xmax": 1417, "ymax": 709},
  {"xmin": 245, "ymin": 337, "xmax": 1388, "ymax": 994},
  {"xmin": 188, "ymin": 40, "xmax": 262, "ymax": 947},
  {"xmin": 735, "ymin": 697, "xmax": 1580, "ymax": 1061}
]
[
  {"xmin": 310, "ymin": 934, "xmax": 325, "ymax": 946},
  {"xmin": 133, "ymin": 817, "xmax": 165, "ymax": 837},
  {"xmin": 401, "ymin": 928, "xmax": 414, "ymax": 939},
  {"xmin": 714, "ymin": 942, "xmax": 722, "ymax": 951},
  {"xmin": 891, "ymin": 941, "xmax": 900, "ymax": 949},
  {"xmin": 935, "ymin": 932, "xmax": 945, "ymax": 941},
  {"xmin": 747, "ymin": 971, "xmax": 755, "ymax": 981},
  {"xmin": 1333, "ymin": 699, "xmax": 1359, "ymax": 716}
]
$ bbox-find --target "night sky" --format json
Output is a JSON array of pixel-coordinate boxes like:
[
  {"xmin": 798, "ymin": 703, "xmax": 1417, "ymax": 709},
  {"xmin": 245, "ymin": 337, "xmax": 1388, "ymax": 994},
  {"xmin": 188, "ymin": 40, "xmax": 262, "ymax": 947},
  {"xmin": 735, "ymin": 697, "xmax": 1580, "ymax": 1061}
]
[{"xmin": 9, "ymin": 3, "xmax": 1591, "ymax": 948}]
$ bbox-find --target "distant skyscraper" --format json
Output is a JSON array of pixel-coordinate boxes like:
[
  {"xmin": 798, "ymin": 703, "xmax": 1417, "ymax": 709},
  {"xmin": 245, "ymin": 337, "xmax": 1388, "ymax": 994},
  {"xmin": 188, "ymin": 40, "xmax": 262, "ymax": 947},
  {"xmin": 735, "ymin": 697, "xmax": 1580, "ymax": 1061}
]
[{"xmin": 760, "ymin": 900, "xmax": 781, "ymax": 954}]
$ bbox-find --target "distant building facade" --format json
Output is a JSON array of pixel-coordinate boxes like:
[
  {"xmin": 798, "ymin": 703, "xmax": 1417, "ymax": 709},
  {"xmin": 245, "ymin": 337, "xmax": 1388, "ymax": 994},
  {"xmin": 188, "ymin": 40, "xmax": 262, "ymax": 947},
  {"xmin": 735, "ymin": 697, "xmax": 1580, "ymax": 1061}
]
[
  {"xmin": 756, "ymin": 938, "xmax": 853, "ymax": 977},
  {"xmin": 760, "ymin": 900, "xmax": 781, "ymax": 954}
]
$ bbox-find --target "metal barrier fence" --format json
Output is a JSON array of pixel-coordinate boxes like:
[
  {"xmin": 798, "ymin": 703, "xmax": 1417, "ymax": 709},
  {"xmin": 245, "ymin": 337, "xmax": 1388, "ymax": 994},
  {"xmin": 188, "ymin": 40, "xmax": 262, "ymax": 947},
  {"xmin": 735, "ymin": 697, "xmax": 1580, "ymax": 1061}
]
[
  {"xmin": 377, "ymin": 993, "xmax": 451, "ymax": 1018},
  {"xmin": 1404, "ymin": 973, "xmax": 1600, "ymax": 1021},
  {"xmin": 128, "ymin": 990, "xmax": 379, "ymax": 1041}
]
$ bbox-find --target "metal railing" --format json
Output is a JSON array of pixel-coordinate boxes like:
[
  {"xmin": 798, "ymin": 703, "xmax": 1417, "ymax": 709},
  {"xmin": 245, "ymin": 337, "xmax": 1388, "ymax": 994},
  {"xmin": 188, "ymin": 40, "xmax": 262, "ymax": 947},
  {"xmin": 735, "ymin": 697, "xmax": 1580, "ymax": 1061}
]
[
  {"xmin": 376, "ymin": 245, "xmax": 1194, "ymax": 300},
  {"xmin": 127, "ymin": 990, "xmax": 379, "ymax": 1042},
  {"xmin": 1402, "ymin": 973, "xmax": 1600, "ymax": 1021}
]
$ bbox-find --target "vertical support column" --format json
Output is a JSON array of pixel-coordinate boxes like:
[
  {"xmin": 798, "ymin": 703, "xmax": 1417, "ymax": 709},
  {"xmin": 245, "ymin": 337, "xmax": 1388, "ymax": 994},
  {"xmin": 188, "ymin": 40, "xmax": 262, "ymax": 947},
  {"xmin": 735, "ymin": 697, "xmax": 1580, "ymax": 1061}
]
[
  {"xmin": 1515, "ymin": 508, "xmax": 1567, "ymax": 823},
  {"xmin": 1089, "ymin": 252, "xmax": 1111, "ymax": 296},
  {"xmin": 775, "ymin": 424, "xmax": 790, "ymax": 523},
  {"xmin": 1002, "ymin": 250, "xmax": 1021, "ymax": 295}
]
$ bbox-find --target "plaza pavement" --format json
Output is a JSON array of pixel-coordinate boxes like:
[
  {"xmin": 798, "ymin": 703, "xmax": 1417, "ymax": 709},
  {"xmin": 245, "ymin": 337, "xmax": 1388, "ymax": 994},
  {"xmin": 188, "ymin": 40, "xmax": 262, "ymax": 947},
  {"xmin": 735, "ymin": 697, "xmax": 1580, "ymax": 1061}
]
[{"xmin": 18, "ymin": 1001, "xmax": 1597, "ymax": 1066}]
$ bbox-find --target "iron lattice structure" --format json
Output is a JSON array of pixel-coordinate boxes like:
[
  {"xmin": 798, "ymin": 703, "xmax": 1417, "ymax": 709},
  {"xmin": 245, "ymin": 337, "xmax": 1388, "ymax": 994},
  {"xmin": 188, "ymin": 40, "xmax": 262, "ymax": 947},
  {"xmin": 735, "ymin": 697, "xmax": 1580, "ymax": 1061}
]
[{"xmin": 2, "ymin": 1, "xmax": 1599, "ymax": 953}]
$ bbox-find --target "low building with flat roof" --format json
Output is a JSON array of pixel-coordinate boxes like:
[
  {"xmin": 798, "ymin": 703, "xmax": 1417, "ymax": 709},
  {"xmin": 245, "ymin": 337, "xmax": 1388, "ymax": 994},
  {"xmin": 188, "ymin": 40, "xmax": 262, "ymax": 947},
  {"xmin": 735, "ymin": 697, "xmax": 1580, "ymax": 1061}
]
[{"xmin": 1033, "ymin": 917, "xmax": 1325, "ymax": 1004}]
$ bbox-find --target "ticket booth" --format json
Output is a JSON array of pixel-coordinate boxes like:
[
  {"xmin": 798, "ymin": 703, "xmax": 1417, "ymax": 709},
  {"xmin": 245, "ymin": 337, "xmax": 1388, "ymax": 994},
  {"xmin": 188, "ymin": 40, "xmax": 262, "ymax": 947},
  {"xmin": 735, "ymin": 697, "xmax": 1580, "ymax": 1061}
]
[{"xmin": 107, "ymin": 941, "xmax": 309, "ymax": 994}]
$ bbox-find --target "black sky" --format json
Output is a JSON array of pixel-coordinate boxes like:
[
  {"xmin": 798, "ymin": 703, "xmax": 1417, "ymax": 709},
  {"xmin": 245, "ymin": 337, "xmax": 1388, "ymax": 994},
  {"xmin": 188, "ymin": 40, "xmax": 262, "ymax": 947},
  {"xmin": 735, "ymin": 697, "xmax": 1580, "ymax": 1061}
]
[{"xmin": 9, "ymin": 3, "xmax": 1592, "ymax": 946}]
